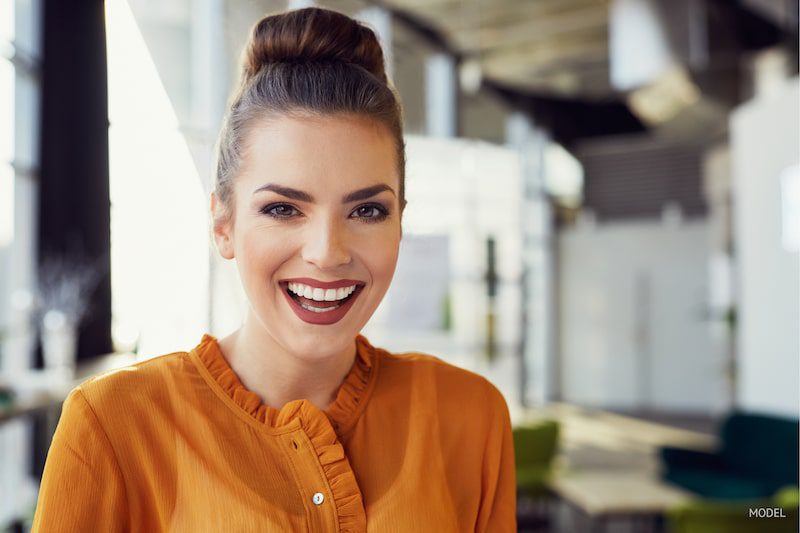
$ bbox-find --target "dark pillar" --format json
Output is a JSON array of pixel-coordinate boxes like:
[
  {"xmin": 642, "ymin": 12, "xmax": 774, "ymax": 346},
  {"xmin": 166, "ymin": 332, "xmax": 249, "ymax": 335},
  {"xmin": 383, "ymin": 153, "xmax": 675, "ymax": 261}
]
[{"xmin": 38, "ymin": 0, "xmax": 112, "ymax": 363}]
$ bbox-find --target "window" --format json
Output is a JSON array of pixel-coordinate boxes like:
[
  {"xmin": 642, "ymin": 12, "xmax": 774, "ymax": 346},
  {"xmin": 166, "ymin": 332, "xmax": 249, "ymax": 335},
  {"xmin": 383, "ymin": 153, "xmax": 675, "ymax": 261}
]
[
  {"xmin": 1, "ymin": 0, "xmax": 42, "ymax": 527},
  {"xmin": 106, "ymin": 0, "xmax": 210, "ymax": 356},
  {"xmin": 0, "ymin": 4, "xmax": 14, "ymax": 249}
]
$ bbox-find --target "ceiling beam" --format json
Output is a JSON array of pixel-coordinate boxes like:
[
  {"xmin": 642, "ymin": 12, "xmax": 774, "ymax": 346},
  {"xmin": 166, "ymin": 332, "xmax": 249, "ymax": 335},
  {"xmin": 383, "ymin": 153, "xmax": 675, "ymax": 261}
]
[
  {"xmin": 479, "ymin": 32, "xmax": 607, "ymax": 71},
  {"xmin": 387, "ymin": 0, "xmax": 607, "ymax": 34},
  {"xmin": 485, "ymin": 80, "xmax": 646, "ymax": 145},
  {"xmin": 486, "ymin": 64, "xmax": 613, "ymax": 98},
  {"xmin": 453, "ymin": 7, "xmax": 608, "ymax": 54},
  {"xmin": 383, "ymin": 0, "xmax": 461, "ymax": 12}
]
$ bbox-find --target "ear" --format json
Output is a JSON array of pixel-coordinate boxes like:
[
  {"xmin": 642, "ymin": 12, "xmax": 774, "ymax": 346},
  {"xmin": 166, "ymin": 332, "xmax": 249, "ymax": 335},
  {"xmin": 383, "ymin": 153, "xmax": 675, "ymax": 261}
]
[{"xmin": 211, "ymin": 192, "xmax": 235, "ymax": 260}]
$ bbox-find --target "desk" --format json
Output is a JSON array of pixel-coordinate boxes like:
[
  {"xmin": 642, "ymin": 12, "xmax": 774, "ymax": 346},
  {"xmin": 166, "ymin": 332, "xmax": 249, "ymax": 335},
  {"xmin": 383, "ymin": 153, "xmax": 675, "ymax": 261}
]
[{"xmin": 549, "ymin": 471, "xmax": 695, "ymax": 533}]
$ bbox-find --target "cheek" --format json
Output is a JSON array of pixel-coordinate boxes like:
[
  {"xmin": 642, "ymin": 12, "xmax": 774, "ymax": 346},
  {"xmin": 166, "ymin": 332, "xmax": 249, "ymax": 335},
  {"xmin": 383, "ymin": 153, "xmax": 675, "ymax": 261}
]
[
  {"xmin": 360, "ymin": 228, "xmax": 401, "ymax": 284},
  {"xmin": 236, "ymin": 227, "xmax": 293, "ymax": 281}
]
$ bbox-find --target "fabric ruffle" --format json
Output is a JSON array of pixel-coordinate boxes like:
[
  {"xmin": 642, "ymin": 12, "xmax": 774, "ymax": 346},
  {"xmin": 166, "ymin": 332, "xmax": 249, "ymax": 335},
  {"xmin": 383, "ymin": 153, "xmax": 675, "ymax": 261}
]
[
  {"xmin": 293, "ymin": 400, "xmax": 367, "ymax": 532},
  {"xmin": 192, "ymin": 334, "xmax": 378, "ymax": 532}
]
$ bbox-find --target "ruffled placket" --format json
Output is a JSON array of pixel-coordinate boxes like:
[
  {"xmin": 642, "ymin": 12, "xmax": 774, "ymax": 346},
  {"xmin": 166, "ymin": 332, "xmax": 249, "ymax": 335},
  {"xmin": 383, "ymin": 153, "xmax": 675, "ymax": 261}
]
[{"xmin": 191, "ymin": 334, "xmax": 378, "ymax": 532}]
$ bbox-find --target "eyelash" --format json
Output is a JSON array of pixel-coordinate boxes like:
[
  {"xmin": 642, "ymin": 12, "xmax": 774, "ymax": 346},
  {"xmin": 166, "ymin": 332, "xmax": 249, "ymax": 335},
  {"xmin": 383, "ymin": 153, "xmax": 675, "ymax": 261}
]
[{"xmin": 260, "ymin": 202, "xmax": 390, "ymax": 223}]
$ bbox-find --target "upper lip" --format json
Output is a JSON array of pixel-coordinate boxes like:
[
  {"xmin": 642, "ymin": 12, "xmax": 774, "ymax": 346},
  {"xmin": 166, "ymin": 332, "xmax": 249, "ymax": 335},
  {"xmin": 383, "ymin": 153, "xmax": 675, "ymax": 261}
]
[{"xmin": 280, "ymin": 278, "xmax": 365, "ymax": 289}]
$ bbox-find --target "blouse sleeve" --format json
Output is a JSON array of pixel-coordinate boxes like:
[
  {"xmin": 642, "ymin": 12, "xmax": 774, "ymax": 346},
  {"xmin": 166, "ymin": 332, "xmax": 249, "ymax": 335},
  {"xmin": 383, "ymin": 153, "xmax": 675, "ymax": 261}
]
[
  {"xmin": 475, "ymin": 384, "xmax": 517, "ymax": 533},
  {"xmin": 31, "ymin": 387, "xmax": 129, "ymax": 533}
]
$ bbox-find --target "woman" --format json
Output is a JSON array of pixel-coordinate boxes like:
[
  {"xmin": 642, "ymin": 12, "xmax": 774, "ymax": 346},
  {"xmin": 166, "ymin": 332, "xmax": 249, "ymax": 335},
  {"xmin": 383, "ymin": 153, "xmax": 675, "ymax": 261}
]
[{"xmin": 32, "ymin": 7, "xmax": 515, "ymax": 532}]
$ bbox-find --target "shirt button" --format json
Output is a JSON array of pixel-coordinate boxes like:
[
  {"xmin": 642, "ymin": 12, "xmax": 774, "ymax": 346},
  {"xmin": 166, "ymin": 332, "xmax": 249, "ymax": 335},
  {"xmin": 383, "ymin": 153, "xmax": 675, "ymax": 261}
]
[{"xmin": 312, "ymin": 492, "xmax": 325, "ymax": 505}]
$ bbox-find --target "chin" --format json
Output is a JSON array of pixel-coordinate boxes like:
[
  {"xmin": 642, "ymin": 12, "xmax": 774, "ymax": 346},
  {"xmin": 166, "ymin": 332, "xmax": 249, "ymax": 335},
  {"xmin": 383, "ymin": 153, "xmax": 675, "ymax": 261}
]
[
  {"xmin": 272, "ymin": 313, "xmax": 361, "ymax": 352},
  {"xmin": 283, "ymin": 332, "xmax": 357, "ymax": 361},
  {"xmin": 265, "ymin": 287, "xmax": 375, "ymax": 357}
]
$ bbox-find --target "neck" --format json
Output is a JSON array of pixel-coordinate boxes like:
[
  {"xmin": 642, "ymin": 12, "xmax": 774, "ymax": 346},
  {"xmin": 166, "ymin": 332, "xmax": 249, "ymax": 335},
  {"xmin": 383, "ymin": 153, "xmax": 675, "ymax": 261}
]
[{"xmin": 218, "ymin": 312, "xmax": 357, "ymax": 411}]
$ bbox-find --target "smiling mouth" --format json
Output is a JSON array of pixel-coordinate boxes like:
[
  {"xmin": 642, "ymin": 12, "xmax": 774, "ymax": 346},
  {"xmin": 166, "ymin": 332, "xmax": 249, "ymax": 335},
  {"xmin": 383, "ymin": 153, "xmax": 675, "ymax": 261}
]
[{"xmin": 281, "ymin": 282, "xmax": 364, "ymax": 313}]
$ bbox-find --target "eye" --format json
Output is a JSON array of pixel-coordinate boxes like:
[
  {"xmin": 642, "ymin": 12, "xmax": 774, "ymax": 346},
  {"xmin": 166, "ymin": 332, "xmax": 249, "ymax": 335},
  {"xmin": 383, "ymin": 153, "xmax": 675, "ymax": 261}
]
[
  {"xmin": 351, "ymin": 203, "xmax": 388, "ymax": 222},
  {"xmin": 261, "ymin": 203, "xmax": 300, "ymax": 218}
]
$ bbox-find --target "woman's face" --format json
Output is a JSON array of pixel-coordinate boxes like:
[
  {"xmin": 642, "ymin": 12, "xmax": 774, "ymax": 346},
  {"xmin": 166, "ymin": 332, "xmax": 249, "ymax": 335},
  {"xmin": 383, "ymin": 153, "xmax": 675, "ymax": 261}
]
[{"xmin": 213, "ymin": 114, "xmax": 402, "ymax": 360}]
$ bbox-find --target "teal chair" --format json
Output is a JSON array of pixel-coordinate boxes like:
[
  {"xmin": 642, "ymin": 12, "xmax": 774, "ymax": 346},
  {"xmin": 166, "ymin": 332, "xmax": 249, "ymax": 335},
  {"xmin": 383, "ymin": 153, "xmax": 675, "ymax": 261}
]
[
  {"xmin": 513, "ymin": 419, "xmax": 559, "ymax": 499},
  {"xmin": 660, "ymin": 412, "xmax": 798, "ymax": 500},
  {"xmin": 667, "ymin": 485, "xmax": 799, "ymax": 533}
]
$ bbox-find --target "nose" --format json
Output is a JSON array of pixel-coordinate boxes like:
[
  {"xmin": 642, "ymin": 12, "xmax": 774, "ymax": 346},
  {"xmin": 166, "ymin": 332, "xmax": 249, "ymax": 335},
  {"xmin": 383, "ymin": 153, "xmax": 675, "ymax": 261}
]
[{"xmin": 301, "ymin": 217, "xmax": 352, "ymax": 270}]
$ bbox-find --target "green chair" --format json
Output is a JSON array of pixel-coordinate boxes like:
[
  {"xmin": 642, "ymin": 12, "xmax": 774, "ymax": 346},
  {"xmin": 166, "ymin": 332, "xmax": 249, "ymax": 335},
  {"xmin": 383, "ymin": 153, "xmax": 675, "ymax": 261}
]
[
  {"xmin": 667, "ymin": 486, "xmax": 799, "ymax": 533},
  {"xmin": 513, "ymin": 419, "xmax": 559, "ymax": 498}
]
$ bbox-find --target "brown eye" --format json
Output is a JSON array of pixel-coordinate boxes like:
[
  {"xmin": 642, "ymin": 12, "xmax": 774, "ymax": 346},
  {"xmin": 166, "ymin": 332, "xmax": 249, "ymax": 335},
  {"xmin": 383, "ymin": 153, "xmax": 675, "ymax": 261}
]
[
  {"xmin": 262, "ymin": 203, "xmax": 300, "ymax": 218},
  {"xmin": 350, "ymin": 203, "xmax": 389, "ymax": 222}
]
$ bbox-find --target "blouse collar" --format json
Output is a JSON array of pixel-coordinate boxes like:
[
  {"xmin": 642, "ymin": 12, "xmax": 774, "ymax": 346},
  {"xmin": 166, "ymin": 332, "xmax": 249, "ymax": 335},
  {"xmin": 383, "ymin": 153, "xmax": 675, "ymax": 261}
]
[{"xmin": 190, "ymin": 333, "xmax": 379, "ymax": 435}]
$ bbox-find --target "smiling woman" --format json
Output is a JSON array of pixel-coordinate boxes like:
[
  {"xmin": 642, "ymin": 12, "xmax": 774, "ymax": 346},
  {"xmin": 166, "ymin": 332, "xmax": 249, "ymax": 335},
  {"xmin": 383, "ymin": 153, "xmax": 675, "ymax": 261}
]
[
  {"xmin": 212, "ymin": 115, "xmax": 403, "ymax": 394},
  {"xmin": 31, "ymin": 7, "xmax": 516, "ymax": 533}
]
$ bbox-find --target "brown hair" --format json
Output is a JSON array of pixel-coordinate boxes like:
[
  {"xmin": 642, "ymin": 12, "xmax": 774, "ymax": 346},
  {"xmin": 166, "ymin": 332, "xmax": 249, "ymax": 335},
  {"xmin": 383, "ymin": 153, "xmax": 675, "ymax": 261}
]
[{"xmin": 214, "ymin": 7, "xmax": 406, "ymax": 220}]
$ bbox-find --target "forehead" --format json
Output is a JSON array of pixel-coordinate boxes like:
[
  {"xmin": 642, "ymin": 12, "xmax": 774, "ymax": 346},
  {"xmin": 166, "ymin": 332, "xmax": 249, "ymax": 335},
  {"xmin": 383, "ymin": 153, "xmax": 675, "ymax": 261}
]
[{"xmin": 238, "ymin": 113, "xmax": 399, "ymax": 194}]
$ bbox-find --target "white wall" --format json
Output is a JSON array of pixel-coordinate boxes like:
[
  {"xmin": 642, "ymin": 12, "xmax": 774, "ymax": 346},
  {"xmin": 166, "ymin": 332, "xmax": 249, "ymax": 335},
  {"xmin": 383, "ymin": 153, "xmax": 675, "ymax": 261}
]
[
  {"xmin": 558, "ymin": 219, "xmax": 725, "ymax": 413},
  {"xmin": 730, "ymin": 77, "xmax": 800, "ymax": 418}
]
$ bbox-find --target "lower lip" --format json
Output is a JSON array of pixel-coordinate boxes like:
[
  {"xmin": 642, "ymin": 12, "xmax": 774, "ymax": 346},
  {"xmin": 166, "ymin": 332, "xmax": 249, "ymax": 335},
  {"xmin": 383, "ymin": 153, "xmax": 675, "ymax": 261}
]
[{"xmin": 280, "ymin": 285, "xmax": 363, "ymax": 325}]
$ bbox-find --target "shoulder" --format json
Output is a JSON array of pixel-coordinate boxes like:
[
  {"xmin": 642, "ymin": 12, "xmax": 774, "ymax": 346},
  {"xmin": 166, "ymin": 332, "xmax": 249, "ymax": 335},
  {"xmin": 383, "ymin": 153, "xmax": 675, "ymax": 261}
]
[
  {"xmin": 377, "ymin": 347, "xmax": 509, "ymax": 420},
  {"xmin": 74, "ymin": 349, "xmax": 192, "ymax": 414},
  {"xmin": 51, "ymin": 350, "xmax": 193, "ymax": 454},
  {"xmin": 380, "ymin": 349, "xmax": 493, "ymax": 390}
]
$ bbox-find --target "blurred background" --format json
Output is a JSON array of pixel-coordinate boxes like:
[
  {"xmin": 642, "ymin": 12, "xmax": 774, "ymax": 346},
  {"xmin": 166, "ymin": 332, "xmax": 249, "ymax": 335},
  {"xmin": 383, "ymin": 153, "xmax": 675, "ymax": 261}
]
[{"xmin": 0, "ymin": 0, "xmax": 798, "ymax": 531}]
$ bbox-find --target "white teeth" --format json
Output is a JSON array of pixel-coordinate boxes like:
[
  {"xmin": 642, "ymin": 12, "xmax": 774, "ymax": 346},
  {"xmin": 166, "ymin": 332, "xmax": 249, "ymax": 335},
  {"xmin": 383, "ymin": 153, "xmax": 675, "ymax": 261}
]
[
  {"xmin": 287, "ymin": 282, "xmax": 358, "ymax": 302},
  {"xmin": 301, "ymin": 303, "xmax": 340, "ymax": 313}
]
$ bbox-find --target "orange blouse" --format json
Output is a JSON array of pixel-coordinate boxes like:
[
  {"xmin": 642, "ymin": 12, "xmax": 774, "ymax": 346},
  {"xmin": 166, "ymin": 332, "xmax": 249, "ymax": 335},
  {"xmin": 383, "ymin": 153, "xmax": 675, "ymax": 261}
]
[{"xmin": 31, "ymin": 334, "xmax": 516, "ymax": 532}]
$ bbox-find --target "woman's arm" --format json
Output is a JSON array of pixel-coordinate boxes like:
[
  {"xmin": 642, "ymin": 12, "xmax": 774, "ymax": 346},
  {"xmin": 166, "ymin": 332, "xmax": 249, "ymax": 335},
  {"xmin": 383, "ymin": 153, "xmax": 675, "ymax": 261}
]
[
  {"xmin": 475, "ymin": 384, "xmax": 517, "ymax": 533},
  {"xmin": 31, "ymin": 387, "xmax": 129, "ymax": 532}
]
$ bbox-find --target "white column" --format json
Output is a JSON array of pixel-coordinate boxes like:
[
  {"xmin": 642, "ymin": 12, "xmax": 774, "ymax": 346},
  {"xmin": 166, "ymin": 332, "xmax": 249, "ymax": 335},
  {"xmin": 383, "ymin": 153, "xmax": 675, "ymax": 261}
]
[
  {"xmin": 288, "ymin": 0, "xmax": 315, "ymax": 9},
  {"xmin": 703, "ymin": 144, "xmax": 735, "ymax": 413},
  {"xmin": 425, "ymin": 52, "xmax": 457, "ymax": 138},
  {"xmin": 356, "ymin": 6, "xmax": 393, "ymax": 82},
  {"xmin": 609, "ymin": 0, "xmax": 674, "ymax": 90},
  {"xmin": 190, "ymin": 0, "xmax": 227, "ymax": 334},
  {"xmin": 189, "ymin": 0, "xmax": 226, "ymax": 192},
  {"xmin": 506, "ymin": 112, "xmax": 555, "ymax": 407}
]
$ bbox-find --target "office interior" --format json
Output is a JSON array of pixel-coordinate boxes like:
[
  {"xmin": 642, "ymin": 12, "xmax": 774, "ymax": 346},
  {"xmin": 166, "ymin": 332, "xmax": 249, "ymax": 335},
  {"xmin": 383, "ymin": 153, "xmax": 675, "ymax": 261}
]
[{"xmin": 0, "ymin": 0, "xmax": 798, "ymax": 531}]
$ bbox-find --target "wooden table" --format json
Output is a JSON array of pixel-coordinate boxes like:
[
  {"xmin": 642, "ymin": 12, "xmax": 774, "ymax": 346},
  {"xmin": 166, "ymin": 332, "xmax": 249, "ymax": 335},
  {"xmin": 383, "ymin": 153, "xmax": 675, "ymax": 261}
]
[{"xmin": 548, "ymin": 470, "xmax": 695, "ymax": 533}]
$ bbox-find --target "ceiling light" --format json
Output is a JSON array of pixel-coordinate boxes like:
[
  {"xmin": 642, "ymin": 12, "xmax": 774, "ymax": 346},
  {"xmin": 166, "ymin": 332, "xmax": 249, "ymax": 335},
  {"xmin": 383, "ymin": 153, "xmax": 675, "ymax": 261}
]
[
  {"xmin": 459, "ymin": 58, "xmax": 482, "ymax": 94},
  {"xmin": 627, "ymin": 66, "xmax": 701, "ymax": 125}
]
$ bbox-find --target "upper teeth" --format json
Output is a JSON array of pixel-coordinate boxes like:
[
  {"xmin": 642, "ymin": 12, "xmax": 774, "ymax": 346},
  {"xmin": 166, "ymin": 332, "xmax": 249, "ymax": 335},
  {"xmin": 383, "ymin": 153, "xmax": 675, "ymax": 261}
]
[{"xmin": 287, "ymin": 282, "xmax": 357, "ymax": 302}]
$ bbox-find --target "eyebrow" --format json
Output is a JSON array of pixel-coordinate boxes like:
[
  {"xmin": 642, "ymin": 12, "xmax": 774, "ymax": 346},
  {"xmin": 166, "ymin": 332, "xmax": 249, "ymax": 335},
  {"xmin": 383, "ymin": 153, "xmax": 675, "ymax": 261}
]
[{"xmin": 253, "ymin": 183, "xmax": 396, "ymax": 203}]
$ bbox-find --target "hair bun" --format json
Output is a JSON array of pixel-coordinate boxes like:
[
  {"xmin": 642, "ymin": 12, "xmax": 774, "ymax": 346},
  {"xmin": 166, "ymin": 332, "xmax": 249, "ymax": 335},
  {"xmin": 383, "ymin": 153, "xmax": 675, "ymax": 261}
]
[{"xmin": 243, "ymin": 7, "xmax": 388, "ymax": 84}]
